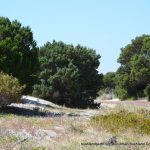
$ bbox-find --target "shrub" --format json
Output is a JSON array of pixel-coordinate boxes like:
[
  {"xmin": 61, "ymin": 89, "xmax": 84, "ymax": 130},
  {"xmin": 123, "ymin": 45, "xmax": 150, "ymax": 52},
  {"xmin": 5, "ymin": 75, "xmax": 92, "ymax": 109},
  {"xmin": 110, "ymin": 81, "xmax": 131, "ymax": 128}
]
[
  {"xmin": 114, "ymin": 87, "xmax": 128, "ymax": 100},
  {"xmin": 91, "ymin": 110, "xmax": 150, "ymax": 135},
  {"xmin": 0, "ymin": 72, "xmax": 25, "ymax": 106},
  {"xmin": 144, "ymin": 85, "xmax": 150, "ymax": 101}
]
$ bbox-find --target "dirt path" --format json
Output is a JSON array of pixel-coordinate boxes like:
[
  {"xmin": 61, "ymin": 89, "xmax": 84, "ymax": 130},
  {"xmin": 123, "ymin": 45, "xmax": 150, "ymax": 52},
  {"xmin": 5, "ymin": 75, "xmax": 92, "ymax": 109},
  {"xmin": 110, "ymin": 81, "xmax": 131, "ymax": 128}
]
[{"xmin": 100, "ymin": 99, "xmax": 150, "ymax": 108}]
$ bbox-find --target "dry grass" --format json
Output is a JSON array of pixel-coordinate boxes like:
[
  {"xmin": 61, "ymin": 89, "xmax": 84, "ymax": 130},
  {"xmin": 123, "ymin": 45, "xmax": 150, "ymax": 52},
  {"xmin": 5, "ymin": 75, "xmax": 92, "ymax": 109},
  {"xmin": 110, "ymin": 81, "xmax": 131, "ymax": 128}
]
[
  {"xmin": 0, "ymin": 103, "xmax": 150, "ymax": 149},
  {"xmin": 91, "ymin": 110, "xmax": 150, "ymax": 134}
]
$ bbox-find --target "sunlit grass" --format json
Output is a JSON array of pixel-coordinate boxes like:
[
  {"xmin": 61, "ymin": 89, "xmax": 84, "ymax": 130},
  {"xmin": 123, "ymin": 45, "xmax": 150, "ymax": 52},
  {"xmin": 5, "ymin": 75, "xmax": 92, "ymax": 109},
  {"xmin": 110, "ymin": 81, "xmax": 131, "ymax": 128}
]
[
  {"xmin": 91, "ymin": 109, "xmax": 150, "ymax": 135},
  {"xmin": 0, "ymin": 135, "xmax": 20, "ymax": 144}
]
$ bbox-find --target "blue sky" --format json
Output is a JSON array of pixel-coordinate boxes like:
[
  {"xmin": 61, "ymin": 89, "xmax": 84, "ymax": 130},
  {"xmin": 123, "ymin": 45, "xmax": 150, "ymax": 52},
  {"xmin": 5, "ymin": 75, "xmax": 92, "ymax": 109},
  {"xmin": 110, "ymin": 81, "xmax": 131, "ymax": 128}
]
[{"xmin": 1, "ymin": 0, "xmax": 150, "ymax": 73}]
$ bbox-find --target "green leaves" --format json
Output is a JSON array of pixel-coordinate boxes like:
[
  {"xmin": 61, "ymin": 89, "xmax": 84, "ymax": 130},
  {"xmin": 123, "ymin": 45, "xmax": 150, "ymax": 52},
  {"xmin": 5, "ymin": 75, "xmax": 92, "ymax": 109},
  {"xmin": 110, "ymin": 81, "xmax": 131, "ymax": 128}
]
[
  {"xmin": 115, "ymin": 35, "xmax": 150, "ymax": 100},
  {"xmin": 33, "ymin": 41, "xmax": 102, "ymax": 108},
  {"xmin": 0, "ymin": 17, "xmax": 39, "ymax": 93}
]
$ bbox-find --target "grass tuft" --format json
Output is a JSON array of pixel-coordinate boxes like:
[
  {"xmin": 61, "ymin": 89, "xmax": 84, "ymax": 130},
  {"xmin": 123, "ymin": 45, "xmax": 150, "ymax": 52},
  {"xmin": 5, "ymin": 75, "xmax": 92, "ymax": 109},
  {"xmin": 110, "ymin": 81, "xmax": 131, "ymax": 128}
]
[{"xmin": 0, "ymin": 135, "xmax": 20, "ymax": 144}]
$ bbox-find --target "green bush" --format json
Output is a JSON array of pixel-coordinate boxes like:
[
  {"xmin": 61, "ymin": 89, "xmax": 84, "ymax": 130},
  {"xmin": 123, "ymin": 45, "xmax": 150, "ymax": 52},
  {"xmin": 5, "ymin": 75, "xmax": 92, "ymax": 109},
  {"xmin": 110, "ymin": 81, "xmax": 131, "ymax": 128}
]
[
  {"xmin": 91, "ymin": 110, "xmax": 150, "ymax": 135},
  {"xmin": 114, "ymin": 87, "xmax": 128, "ymax": 100},
  {"xmin": 0, "ymin": 72, "xmax": 25, "ymax": 106},
  {"xmin": 144, "ymin": 85, "xmax": 150, "ymax": 101}
]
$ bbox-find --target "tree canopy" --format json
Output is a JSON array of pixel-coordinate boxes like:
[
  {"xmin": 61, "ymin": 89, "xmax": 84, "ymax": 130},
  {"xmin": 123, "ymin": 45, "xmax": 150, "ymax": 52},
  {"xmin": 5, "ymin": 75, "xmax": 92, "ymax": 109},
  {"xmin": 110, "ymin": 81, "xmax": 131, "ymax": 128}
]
[
  {"xmin": 0, "ymin": 17, "xmax": 39, "ymax": 93},
  {"xmin": 103, "ymin": 72, "xmax": 115, "ymax": 90},
  {"xmin": 33, "ymin": 41, "xmax": 102, "ymax": 108},
  {"xmin": 115, "ymin": 35, "xmax": 150, "ymax": 100},
  {"xmin": 1, "ymin": 16, "xmax": 149, "ymax": 104}
]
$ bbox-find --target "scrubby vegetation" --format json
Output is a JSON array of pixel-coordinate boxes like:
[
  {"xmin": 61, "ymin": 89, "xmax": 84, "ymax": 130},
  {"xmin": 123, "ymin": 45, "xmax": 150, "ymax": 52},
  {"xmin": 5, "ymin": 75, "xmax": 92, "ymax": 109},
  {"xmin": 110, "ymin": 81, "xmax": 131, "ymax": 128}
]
[
  {"xmin": 0, "ymin": 72, "xmax": 25, "ymax": 106},
  {"xmin": 0, "ymin": 135, "xmax": 20, "ymax": 144},
  {"xmin": 92, "ymin": 108, "xmax": 150, "ymax": 135},
  {"xmin": 0, "ymin": 103, "xmax": 150, "ymax": 149}
]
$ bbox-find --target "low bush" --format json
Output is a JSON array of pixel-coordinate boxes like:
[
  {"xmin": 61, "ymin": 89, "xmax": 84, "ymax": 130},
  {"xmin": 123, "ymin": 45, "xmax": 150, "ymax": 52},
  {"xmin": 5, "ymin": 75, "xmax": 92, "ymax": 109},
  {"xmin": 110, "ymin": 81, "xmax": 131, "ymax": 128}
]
[
  {"xmin": 114, "ymin": 87, "xmax": 128, "ymax": 100},
  {"xmin": 91, "ymin": 110, "xmax": 150, "ymax": 135},
  {"xmin": 0, "ymin": 72, "xmax": 25, "ymax": 106}
]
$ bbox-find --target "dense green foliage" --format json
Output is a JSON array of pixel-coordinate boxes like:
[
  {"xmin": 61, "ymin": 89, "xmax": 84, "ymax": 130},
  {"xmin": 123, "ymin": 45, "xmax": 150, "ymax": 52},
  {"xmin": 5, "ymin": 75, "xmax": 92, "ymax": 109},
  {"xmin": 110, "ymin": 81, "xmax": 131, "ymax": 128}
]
[
  {"xmin": 0, "ymin": 72, "xmax": 25, "ymax": 106},
  {"xmin": 33, "ymin": 41, "xmax": 102, "ymax": 108},
  {"xmin": 144, "ymin": 84, "xmax": 150, "ymax": 101},
  {"xmin": 0, "ymin": 17, "xmax": 39, "ymax": 93},
  {"xmin": 103, "ymin": 72, "xmax": 115, "ymax": 93},
  {"xmin": 103, "ymin": 72, "xmax": 115, "ymax": 89},
  {"xmin": 1, "ymin": 16, "xmax": 149, "ymax": 105},
  {"xmin": 98, "ymin": 72, "xmax": 115, "ymax": 99},
  {"xmin": 115, "ymin": 35, "xmax": 150, "ymax": 100}
]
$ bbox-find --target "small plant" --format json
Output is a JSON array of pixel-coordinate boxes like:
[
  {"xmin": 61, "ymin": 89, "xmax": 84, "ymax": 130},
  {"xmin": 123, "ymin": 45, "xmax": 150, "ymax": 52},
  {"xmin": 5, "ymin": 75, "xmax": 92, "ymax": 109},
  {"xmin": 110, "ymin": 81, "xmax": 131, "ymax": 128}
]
[{"xmin": 0, "ymin": 72, "xmax": 25, "ymax": 106}]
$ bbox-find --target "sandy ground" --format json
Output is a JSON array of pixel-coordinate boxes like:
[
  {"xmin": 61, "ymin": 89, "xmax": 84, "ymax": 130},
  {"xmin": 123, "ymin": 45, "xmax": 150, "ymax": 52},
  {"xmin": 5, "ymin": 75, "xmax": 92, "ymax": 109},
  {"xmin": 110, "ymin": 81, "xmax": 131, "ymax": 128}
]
[
  {"xmin": 0, "ymin": 97, "xmax": 150, "ymax": 149},
  {"xmin": 95, "ymin": 97, "xmax": 150, "ymax": 108}
]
